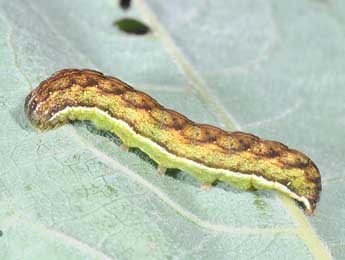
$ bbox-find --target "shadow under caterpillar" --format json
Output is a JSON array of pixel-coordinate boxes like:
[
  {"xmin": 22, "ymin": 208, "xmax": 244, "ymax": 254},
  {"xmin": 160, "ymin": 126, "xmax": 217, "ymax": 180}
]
[{"xmin": 24, "ymin": 69, "xmax": 321, "ymax": 215}]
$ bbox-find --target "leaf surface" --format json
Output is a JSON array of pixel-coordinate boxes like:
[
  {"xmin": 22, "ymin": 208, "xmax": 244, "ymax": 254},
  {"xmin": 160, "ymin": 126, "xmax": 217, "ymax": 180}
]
[{"xmin": 0, "ymin": 0, "xmax": 343, "ymax": 259}]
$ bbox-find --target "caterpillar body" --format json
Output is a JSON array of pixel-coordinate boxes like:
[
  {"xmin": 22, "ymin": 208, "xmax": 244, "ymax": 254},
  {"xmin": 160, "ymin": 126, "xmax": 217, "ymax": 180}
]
[{"xmin": 24, "ymin": 69, "xmax": 321, "ymax": 215}]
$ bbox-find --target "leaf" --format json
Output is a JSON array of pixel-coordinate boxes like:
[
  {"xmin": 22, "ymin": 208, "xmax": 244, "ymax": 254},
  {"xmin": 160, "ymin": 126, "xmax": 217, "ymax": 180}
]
[{"xmin": 0, "ymin": 0, "xmax": 342, "ymax": 259}]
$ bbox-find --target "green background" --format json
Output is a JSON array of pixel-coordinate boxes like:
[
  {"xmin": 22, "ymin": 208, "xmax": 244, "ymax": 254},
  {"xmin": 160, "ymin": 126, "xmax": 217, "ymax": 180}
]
[{"xmin": 0, "ymin": 0, "xmax": 343, "ymax": 259}]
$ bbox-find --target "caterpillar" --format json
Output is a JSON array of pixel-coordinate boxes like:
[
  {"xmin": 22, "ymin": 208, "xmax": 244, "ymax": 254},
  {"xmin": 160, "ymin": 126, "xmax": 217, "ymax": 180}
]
[{"xmin": 24, "ymin": 69, "xmax": 321, "ymax": 215}]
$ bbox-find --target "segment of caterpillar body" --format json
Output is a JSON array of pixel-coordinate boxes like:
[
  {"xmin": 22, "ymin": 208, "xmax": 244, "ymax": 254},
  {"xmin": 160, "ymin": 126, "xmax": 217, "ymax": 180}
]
[{"xmin": 24, "ymin": 69, "xmax": 321, "ymax": 215}]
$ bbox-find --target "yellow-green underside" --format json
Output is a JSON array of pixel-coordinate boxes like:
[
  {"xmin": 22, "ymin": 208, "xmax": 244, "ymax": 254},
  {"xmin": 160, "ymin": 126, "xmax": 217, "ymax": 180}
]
[{"xmin": 51, "ymin": 107, "xmax": 309, "ymax": 209}]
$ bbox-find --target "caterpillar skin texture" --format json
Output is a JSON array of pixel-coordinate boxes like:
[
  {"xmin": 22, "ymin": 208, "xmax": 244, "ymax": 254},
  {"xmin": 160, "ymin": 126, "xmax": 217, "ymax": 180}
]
[{"xmin": 25, "ymin": 69, "xmax": 321, "ymax": 215}]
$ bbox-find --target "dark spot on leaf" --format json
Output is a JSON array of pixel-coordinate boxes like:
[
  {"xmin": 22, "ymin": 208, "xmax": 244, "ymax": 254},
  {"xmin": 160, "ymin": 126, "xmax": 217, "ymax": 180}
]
[
  {"xmin": 24, "ymin": 184, "xmax": 32, "ymax": 192},
  {"xmin": 119, "ymin": 0, "xmax": 131, "ymax": 10},
  {"xmin": 106, "ymin": 185, "xmax": 116, "ymax": 194},
  {"xmin": 254, "ymin": 197, "xmax": 267, "ymax": 210},
  {"xmin": 0, "ymin": 230, "xmax": 2, "ymax": 237},
  {"xmin": 114, "ymin": 18, "xmax": 151, "ymax": 35}
]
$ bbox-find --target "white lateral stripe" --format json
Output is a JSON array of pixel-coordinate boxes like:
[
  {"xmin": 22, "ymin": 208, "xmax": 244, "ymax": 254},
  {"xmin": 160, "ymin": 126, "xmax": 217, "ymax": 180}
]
[{"xmin": 50, "ymin": 106, "xmax": 311, "ymax": 211}]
